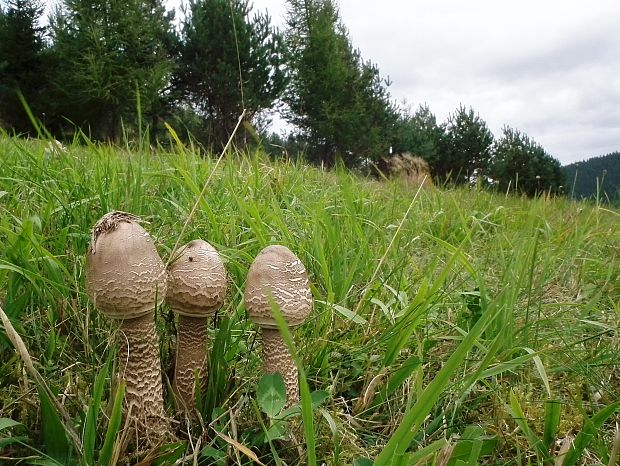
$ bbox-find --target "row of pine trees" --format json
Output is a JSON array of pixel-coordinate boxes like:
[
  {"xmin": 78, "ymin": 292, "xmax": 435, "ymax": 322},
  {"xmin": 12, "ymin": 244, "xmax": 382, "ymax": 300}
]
[{"xmin": 0, "ymin": 0, "xmax": 565, "ymax": 195}]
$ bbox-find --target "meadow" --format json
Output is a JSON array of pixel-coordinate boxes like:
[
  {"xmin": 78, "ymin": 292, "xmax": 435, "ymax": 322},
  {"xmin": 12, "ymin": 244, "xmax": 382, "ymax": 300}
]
[{"xmin": 0, "ymin": 133, "xmax": 618, "ymax": 465}]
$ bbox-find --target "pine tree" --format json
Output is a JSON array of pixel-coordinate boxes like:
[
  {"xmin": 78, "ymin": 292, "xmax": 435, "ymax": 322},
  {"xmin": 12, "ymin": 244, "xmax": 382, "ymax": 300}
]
[
  {"xmin": 0, "ymin": 0, "xmax": 48, "ymax": 133},
  {"xmin": 173, "ymin": 0, "xmax": 287, "ymax": 150},
  {"xmin": 490, "ymin": 126, "xmax": 565, "ymax": 196},
  {"xmin": 393, "ymin": 104, "xmax": 444, "ymax": 172},
  {"xmin": 285, "ymin": 0, "xmax": 397, "ymax": 167},
  {"xmin": 440, "ymin": 105, "xmax": 494, "ymax": 183},
  {"xmin": 50, "ymin": 0, "xmax": 176, "ymax": 141}
]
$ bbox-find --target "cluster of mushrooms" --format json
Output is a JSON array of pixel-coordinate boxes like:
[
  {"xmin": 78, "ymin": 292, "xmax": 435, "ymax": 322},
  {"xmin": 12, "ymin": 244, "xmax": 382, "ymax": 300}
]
[{"xmin": 85, "ymin": 211, "xmax": 312, "ymax": 444}]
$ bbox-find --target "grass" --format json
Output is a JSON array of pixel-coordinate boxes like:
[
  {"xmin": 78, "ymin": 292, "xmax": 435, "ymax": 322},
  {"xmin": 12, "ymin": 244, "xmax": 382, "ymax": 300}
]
[{"xmin": 0, "ymin": 133, "xmax": 618, "ymax": 464}]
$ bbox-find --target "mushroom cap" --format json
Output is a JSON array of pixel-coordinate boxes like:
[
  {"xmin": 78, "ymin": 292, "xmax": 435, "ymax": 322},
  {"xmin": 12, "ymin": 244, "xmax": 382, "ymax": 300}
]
[
  {"xmin": 166, "ymin": 239, "xmax": 227, "ymax": 317},
  {"xmin": 244, "ymin": 245, "xmax": 312, "ymax": 329},
  {"xmin": 85, "ymin": 212, "xmax": 167, "ymax": 320}
]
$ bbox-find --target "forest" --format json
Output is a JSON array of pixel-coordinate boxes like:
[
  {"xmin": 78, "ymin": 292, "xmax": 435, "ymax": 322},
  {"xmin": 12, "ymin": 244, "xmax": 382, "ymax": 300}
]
[
  {"xmin": 0, "ymin": 0, "xmax": 570, "ymax": 196},
  {"xmin": 563, "ymin": 152, "xmax": 620, "ymax": 205}
]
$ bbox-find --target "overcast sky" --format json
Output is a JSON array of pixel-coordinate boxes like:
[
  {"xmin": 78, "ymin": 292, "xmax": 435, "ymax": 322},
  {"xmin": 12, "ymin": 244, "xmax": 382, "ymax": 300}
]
[{"xmin": 217, "ymin": 0, "xmax": 619, "ymax": 165}]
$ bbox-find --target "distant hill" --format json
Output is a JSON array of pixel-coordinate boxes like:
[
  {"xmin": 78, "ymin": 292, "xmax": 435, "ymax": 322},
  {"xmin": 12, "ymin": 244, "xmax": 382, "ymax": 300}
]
[{"xmin": 563, "ymin": 152, "xmax": 620, "ymax": 204}]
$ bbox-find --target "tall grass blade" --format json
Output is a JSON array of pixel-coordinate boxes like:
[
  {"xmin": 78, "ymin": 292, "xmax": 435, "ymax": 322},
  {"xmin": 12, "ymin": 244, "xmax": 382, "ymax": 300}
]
[
  {"xmin": 374, "ymin": 354, "xmax": 421, "ymax": 407},
  {"xmin": 17, "ymin": 90, "xmax": 44, "ymax": 137},
  {"xmin": 0, "ymin": 418, "xmax": 22, "ymax": 431},
  {"xmin": 477, "ymin": 351, "xmax": 539, "ymax": 379},
  {"xmin": 543, "ymin": 400, "xmax": 561, "ymax": 452},
  {"xmin": 203, "ymin": 315, "xmax": 233, "ymax": 421},
  {"xmin": 407, "ymin": 438, "xmax": 448, "ymax": 464},
  {"xmin": 559, "ymin": 401, "xmax": 620, "ymax": 466},
  {"xmin": 374, "ymin": 285, "xmax": 500, "ymax": 464},
  {"xmin": 508, "ymin": 391, "xmax": 548, "ymax": 462},
  {"xmin": 83, "ymin": 359, "xmax": 110, "ymax": 465},
  {"xmin": 353, "ymin": 180, "xmax": 426, "ymax": 316},
  {"xmin": 99, "ymin": 381, "xmax": 126, "ymax": 466},
  {"xmin": 38, "ymin": 386, "xmax": 71, "ymax": 463},
  {"xmin": 608, "ymin": 423, "xmax": 620, "ymax": 466},
  {"xmin": 525, "ymin": 347, "xmax": 551, "ymax": 397},
  {"xmin": 0, "ymin": 305, "xmax": 82, "ymax": 455}
]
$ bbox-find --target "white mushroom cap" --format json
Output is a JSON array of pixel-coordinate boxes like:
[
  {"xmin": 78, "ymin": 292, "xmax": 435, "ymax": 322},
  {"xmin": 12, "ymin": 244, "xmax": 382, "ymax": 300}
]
[
  {"xmin": 244, "ymin": 245, "xmax": 312, "ymax": 329},
  {"xmin": 86, "ymin": 212, "xmax": 167, "ymax": 320},
  {"xmin": 166, "ymin": 239, "xmax": 227, "ymax": 316}
]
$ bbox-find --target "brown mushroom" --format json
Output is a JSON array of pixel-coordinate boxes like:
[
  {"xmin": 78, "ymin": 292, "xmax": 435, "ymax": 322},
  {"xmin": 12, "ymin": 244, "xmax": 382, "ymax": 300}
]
[
  {"xmin": 244, "ymin": 245, "xmax": 313, "ymax": 408},
  {"xmin": 85, "ymin": 211, "xmax": 167, "ymax": 441},
  {"xmin": 166, "ymin": 240, "xmax": 227, "ymax": 415}
]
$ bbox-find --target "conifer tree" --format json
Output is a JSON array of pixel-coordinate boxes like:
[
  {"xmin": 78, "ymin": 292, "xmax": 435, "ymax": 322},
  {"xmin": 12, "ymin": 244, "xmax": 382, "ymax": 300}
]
[
  {"xmin": 393, "ymin": 104, "xmax": 444, "ymax": 172},
  {"xmin": 490, "ymin": 126, "xmax": 565, "ymax": 196},
  {"xmin": 440, "ymin": 105, "xmax": 494, "ymax": 183},
  {"xmin": 285, "ymin": 0, "xmax": 397, "ymax": 167},
  {"xmin": 0, "ymin": 0, "xmax": 47, "ymax": 132},
  {"xmin": 50, "ymin": 0, "xmax": 176, "ymax": 140},
  {"xmin": 174, "ymin": 0, "xmax": 287, "ymax": 149}
]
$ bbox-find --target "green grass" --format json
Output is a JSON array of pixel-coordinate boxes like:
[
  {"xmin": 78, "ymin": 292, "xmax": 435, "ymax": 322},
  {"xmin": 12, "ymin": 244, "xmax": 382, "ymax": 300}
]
[{"xmin": 0, "ymin": 133, "xmax": 618, "ymax": 465}]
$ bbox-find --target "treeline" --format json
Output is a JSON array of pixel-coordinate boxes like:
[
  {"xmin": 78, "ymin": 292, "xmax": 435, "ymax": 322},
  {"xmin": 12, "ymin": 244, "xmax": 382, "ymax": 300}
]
[
  {"xmin": 0, "ymin": 0, "xmax": 565, "ymax": 195},
  {"xmin": 563, "ymin": 152, "xmax": 620, "ymax": 204}
]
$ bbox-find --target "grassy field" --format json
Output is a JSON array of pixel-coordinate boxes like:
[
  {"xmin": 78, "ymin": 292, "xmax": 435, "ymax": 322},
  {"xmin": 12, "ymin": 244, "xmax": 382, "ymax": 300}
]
[{"xmin": 0, "ymin": 134, "xmax": 618, "ymax": 465}]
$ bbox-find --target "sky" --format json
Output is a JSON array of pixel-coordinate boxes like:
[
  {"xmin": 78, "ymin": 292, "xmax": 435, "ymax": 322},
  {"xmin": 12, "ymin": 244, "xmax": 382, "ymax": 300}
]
[{"xmin": 233, "ymin": 0, "xmax": 620, "ymax": 165}]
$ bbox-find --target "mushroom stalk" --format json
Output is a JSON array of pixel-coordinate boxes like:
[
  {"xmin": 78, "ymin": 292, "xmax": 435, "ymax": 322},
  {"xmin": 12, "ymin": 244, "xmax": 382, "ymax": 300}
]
[
  {"xmin": 261, "ymin": 328, "xmax": 299, "ymax": 408},
  {"xmin": 118, "ymin": 313, "xmax": 166, "ymax": 427},
  {"xmin": 173, "ymin": 314, "xmax": 209, "ymax": 411}
]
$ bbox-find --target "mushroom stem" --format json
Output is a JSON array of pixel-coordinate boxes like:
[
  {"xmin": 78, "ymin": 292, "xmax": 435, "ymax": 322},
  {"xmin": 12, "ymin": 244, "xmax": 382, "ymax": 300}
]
[
  {"xmin": 174, "ymin": 314, "xmax": 209, "ymax": 413},
  {"xmin": 262, "ymin": 328, "xmax": 299, "ymax": 408},
  {"xmin": 118, "ymin": 313, "xmax": 167, "ymax": 436}
]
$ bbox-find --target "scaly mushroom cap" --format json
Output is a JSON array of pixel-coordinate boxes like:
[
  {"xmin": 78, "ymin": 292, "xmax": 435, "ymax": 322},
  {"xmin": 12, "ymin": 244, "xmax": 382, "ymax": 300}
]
[
  {"xmin": 166, "ymin": 239, "xmax": 227, "ymax": 317},
  {"xmin": 86, "ymin": 212, "xmax": 167, "ymax": 320},
  {"xmin": 167, "ymin": 239, "xmax": 227, "ymax": 415},
  {"xmin": 244, "ymin": 245, "xmax": 312, "ymax": 329}
]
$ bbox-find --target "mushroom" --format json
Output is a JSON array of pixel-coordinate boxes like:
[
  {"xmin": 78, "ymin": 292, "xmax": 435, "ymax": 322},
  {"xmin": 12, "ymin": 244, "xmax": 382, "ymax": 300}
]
[
  {"xmin": 85, "ymin": 211, "xmax": 167, "ymax": 441},
  {"xmin": 244, "ymin": 245, "xmax": 313, "ymax": 408},
  {"xmin": 166, "ymin": 239, "xmax": 227, "ymax": 415}
]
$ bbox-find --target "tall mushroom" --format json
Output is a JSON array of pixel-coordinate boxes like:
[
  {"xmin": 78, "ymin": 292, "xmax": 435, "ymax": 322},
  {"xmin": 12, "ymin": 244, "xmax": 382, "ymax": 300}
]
[
  {"xmin": 166, "ymin": 239, "xmax": 227, "ymax": 415},
  {"xmin": 85, "ymin": 211, "xmax": 167, "ymax": 441},
  {"xmin": 244, "ymin": 245, "xmax": 313, "ymax": 408}
]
